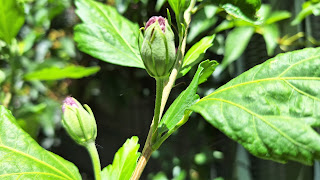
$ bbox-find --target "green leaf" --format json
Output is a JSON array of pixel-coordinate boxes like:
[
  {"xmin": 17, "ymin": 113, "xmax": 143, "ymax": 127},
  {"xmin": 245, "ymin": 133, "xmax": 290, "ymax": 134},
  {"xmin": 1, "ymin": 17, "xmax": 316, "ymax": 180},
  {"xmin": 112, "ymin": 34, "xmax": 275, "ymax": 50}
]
[
  {"xmin": 265, "ymin": 11, "xmax": 291, "ymax": 25},
  {"xmin": 158, "ymin": 60, "xmax": 218, "ymax": 138},
  {"xmin": 291, "ymin": 2, "xmax": 320, "ymax": 25},
  {"xmin": 210, "ymin": 0, "xmax": 261, "ymax": 23},
  {"xmin": 262, "ymin": 24, "xmax": 279, "ymax": 56},
  {"xmin": 190, "ymin": 47, "xmax": 320, "ymax": 165},
  {"xmin": 156, "ymin": 0, "xmax": 167, "ymax": 12},
  {"xmin": 0, "ymin": 106, "xmax": 81, "ymax": 179},
  {"xmin": 187, "ymin": 5, "xmax": 218, "ymax": 43},
  {"xmin": 180, "ymin": 35, "xmax": 216, "ymax": 77},
  {"xmin": 74, "ymin": 0, "xmax": 144, "ymax": 68},
  {"xmin": 168, "ymin": 0, "xmax": 189, "ymax": 17},
  {"xmin": 101, "ymin": 136, "xmax": 140, "ymax": 180},
  {"xmin": 214, "ymin": 20, "xmax": 235, "ymax": 33},
  {"xmin": 215, "ymin": 26, "xmax": 255, "ymax": 75},
  {"xmin": 24, "ymin": 65, "xmax": 100, "ymax": 81},
  {"xmin": 0, "ymin": 0, "xmax": 25, "ymax": 44},
  {"xmin": 168, "ymin": 0, "xmax": 179, "ymax": 16}
]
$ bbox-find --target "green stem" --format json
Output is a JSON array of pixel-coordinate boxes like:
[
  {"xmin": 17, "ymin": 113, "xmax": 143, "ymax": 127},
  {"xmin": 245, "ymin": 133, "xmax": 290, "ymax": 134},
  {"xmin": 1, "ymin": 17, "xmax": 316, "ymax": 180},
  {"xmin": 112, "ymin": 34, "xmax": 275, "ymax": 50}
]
[
  {"xmin": 86, "ymin": 141, "xmax": 102, "ymax": 180},
  {"xmin": 130, "ymin": 77, "xmax": 165, "ymax": 180},
  {"xmin": 150, "ymin": 77, "xmax": 165, "ymax": 144},
  {"xmin": 131, "ymin": 1, "xmax": 197, "ymax": 179}
]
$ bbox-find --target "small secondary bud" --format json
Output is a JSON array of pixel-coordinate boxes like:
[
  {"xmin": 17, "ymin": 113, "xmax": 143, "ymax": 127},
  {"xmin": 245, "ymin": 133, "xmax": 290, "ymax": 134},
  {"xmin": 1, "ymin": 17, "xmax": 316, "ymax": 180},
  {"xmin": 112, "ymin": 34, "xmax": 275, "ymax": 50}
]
[
  {"xmin": 141, "ymin": 16, "xmax": 176, "ymax": 78},
  {"xmin": 61, "ymin": 97, "xmax": 97, "ymax": 146}
]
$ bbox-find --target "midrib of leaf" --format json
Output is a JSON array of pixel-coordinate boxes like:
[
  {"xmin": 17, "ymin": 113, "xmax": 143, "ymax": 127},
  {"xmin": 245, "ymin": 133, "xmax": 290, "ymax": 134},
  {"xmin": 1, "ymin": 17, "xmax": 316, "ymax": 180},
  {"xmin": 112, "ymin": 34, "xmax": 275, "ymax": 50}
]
[
  {"xmin": 198, "ymin": 98, "xmax": 312, "ymax": 152},
  {"xmin": 117, "ymin": 150, "xmax": 129, "ymax": 179},
  {"xmin": 0, "ymin": 145, "xmax": 73, "ymax": 180},
  {"xmin": 278, "ymin": 54, "xmax": 320, "ymax": 77},
  {"xmin": 93, "ymin": 3, "xmax": 142, "ymax": 65},
  {"xmin": 206, "ymin": 77, "xmax": 320, "ymax": 97},
  {"xmin": 0, "ymin": 172, "xmax": 67, "ymax": 179}
]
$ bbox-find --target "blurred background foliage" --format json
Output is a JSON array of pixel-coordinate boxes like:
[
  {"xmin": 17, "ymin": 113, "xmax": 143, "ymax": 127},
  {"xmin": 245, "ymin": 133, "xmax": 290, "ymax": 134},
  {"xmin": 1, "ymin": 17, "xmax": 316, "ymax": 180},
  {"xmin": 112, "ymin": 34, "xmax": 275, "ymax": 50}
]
[{"xmin": 1, "ymin": 0, "xmax": 320, "ymax": 179}]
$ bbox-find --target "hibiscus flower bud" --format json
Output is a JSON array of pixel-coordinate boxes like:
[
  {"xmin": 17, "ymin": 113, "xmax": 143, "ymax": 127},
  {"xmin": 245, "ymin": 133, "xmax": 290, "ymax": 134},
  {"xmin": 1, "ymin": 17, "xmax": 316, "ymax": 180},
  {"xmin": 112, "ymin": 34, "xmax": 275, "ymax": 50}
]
[
  {"xmin": 141, "ymin": 16, "xmax": 176, "ymax": 78},
  {"xmin": 61, "ymin": 97, "xmax": 97, "ymax": 146}
]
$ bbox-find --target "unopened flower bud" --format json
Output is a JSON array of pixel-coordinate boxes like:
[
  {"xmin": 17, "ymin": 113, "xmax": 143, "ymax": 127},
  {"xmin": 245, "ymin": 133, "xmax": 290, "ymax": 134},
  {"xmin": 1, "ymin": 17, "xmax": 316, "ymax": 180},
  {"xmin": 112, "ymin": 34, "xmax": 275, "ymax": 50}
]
[
  {"xmin": 141, "ymin": 16, "xmax": 176, "ymax": 78},
  {"xmin": 61, "ymin": 97, "xmax": 97, "ymax": 146}
]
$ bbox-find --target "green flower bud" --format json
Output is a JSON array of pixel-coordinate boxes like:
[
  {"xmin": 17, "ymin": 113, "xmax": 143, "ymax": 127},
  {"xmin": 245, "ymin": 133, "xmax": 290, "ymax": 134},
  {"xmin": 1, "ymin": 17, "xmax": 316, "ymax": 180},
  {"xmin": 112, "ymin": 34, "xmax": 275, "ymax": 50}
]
[
  {"xmin": 141, "ymin": 16, "xmax": 176, "ymax": 78},
  {"xmin": 61, "ymin": 97, "xmax": 97, "ymax": 146}
]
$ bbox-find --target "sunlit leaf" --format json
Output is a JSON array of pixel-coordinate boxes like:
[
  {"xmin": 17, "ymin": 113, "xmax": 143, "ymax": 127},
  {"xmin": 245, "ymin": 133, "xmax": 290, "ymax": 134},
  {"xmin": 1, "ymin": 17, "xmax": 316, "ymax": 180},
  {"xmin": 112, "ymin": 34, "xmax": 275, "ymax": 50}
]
[
  {"xmin": 158, "ymin": 60, "xmax": 218, "ymax": 139},
  {"xmin": 156, "ymin": 0, "xmax": 167, "ymax": 12},
  {"xmin": 262, "ymin": 24, "xmax": 279, "ymax": 56},
  {"xmin": 265, "ymin": 11, "xmax": 291, "ymax": 25},
  {"xmin": 24, "ymin": 65, "xmax": 100, "ymax": 81},
  {"xmin": 74, "ymin": 0, "xmax": 144, "ymax": 68},
  {"xmin": 0, "ymin": 0, "xmax": 25, "ymax": 44},
  {"xmin": 180, "ymin": 35, "xmax": 215, "ymax": 77},
  {"xmin": 0, "ymin": 106, "xmax": 81, "ymax": 180},
  {"xmin": 191, "ymin": 47, "xmax": 320, "ymax": 165},
  {"xmin": 168, "ymin": 0, "xmax": 189, "ymax": 17},
  {"xmin": 101, "ymin": 136, "xmax": 140, "ymax": 180},
  {"xmin": 291, "ymin": 2, "xmax": 320, "ymax": 25},
  {"xmin": 209, "ymin": 0, "xmax": 261, "ymax": 23}
]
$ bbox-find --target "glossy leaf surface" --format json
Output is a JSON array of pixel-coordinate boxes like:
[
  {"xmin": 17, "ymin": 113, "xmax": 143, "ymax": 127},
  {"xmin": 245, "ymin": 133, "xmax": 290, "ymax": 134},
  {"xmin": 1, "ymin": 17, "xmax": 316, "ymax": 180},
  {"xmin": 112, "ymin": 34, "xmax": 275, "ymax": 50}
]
[
  {"xmin": 0, "ymin": 106, "xmax": 81, "ymax": 179},
  {"xmin": 101, "ymin": 136, "xmax": 140, "ymax": 180},
  {"xmin": 180, "ymin": 35, "xmax": 215, "ymax": 77},
  {"xmin": 74, "ymin": 0, "xmax": 144, "ymax": 68},
  {"xmin": 24, "ymin": 65, "xmax": 100, "ymax": 81},
  {"xmin": 0, "ymin": 0, "xmax": 25, "ymax": 44},
  {"xmin": 191, "ymin": 48, "xmax": 320, "ymax": 165},
  {"xmin": 159, "ymin": 60, "xmax": 218, "ymax": 136}
]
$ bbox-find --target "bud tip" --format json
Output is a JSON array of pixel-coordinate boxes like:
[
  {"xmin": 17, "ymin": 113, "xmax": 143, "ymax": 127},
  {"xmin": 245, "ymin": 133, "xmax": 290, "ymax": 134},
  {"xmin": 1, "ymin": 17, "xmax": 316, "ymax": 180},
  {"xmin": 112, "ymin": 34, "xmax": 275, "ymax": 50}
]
[
  {"xmin": 62, "ymin": 96, "xmax": 78, "ymax": 113},
  {"xmin": 145, "ymin": 16, "xmax": 166, "ymax": 33}
]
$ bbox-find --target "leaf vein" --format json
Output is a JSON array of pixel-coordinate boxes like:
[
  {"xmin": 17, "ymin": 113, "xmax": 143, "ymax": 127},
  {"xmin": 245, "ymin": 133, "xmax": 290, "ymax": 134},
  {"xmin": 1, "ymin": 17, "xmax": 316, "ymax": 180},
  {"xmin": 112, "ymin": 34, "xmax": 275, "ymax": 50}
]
[
  {"xmin": 0, "ymin": 145, "xmax": 72, "ymax": 180},
  {"xmin": 47, "ymin": 152, "xmax": 77, "ymax": 180},
  {"xmin": 278, "ymin": 54, "xmax": 320, "ymax": 77},
  {"xmin": 94, "ymin": 4, "xmax": 142, "ymax": 64},
  {"xmin": 78, "ymin": 28, "xmax": 139, "ymax": 64},
  {"xmin": 282, "ymin": 79, "xmax": 320, "ymax": 102},
  {"xmin": 252, "ymin": 116, "xmax": 265, "ymax": 148},
  {"xmin": 206, "ymin": 77, "xmax": 320, "ymax": 98},
  {"xmin": 0, "ymin": 172, "xmax": 67, "ymax": 179},
  {"xmin": 198, "ymin": 98, "xmax": 312, "ymax": 152}
]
